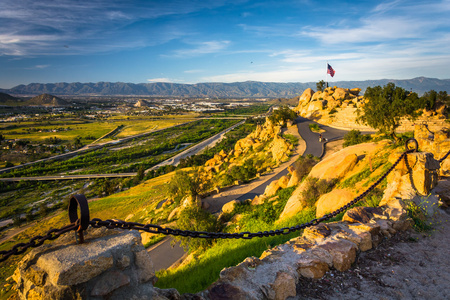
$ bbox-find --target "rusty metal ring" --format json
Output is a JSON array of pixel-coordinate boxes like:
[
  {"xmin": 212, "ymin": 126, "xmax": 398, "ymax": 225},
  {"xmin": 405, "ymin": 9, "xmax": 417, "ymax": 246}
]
[
  {"xmin": 405, "ymin": 138, "xmax": 418, "ymax": 152},
  {"xmin": 68, "ymin": 194, "xmax": 90, "ymax": 231}
]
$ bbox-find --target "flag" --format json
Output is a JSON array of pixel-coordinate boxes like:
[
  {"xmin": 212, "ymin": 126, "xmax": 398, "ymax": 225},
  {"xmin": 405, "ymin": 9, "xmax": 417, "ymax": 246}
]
[{"xmin": 327, "ymin": 64, "xmax": 335, "ymax": 77}]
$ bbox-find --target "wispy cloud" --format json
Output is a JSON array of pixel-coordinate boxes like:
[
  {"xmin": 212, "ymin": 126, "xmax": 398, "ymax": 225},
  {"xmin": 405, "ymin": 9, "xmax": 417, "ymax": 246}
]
[
  {"xmin": 169, "ymin": 40, "xmax": 231, "ymax": 57},
  {"xmin": 0, "ymin": 0, "xmax": 235, "ymax": 56}
]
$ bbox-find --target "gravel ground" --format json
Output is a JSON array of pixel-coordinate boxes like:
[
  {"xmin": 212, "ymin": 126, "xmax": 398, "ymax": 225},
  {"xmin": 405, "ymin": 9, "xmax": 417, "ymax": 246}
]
[{"xmin": 292, "ymin": 207, "xmax": 450, "ymax": 300}]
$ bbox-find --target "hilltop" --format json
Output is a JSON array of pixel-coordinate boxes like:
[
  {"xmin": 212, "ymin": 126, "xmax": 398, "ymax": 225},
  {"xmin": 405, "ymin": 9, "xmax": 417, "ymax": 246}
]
[
  {"xmin": 0, "ymin": 92, "xmax": 22, "ymax": 106},
  {"xmin": 27, "ymin": 93, "xmax": 69, "ymax": 106},
  {"xmin": 2, "ymin": 77, "xmax": 450, "ymax": 97}
]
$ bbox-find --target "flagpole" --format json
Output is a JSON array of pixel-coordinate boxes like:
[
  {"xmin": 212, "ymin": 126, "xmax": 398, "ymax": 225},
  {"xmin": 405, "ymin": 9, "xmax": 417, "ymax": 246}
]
[{"xmin": 326, "ymin": 61, "xmax": 328, "ymax": 88}]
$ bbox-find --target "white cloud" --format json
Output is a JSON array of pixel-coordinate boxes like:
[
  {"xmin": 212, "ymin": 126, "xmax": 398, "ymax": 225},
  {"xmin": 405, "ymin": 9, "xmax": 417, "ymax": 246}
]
[{"xmin": 170, "ymin": 40, "xmax": 231, "ymax": 57}]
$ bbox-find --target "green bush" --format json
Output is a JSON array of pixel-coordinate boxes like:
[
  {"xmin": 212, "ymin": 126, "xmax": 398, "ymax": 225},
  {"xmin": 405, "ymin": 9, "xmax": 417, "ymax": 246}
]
[
  {"xmin": 301, "ymin": 177, "xmax": 335, "ymax": 206},
  {"xmin": 294, "ymin": 156, "xmax": 319, "ymax": 182},
  {"xmin": 175, "ymin": 206, "xmax": 223, "ymax": 252},
  {"xmin": 343, "ymin": 129, "xmax": 372, "ymax": 147},
  {"xmin": 308, "ymin": 123, "xmax": 321, "ymax": 132}
]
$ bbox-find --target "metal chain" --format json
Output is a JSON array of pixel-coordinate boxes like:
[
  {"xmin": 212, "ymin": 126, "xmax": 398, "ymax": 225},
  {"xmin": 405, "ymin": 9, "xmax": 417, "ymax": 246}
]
[
  {"xmin": 0, "ymin": 138, "xmax": 424, "ymax": 263},
  {"xmin": 88, "ymin": 148, "xmax": 412, "ymax": 240},
  {"xmin": 0, "ymin": 222, "xmax": 78, "ymax": 263},
  {"xmin": 438, "ymin": 148, "xmax": 450, "ymax": 164}
]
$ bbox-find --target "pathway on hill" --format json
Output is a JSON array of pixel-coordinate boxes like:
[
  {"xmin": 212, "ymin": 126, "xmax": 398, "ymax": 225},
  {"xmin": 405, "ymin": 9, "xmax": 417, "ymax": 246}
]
[{"xmin": 233, "ymin": 116, "xmax": 350, "ymax": 203}]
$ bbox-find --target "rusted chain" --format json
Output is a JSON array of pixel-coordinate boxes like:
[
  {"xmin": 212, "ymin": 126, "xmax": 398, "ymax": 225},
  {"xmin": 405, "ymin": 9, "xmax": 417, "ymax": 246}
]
[{"xmin": 0, "ymin": 139, "xmax": 419, "ymax": 263}]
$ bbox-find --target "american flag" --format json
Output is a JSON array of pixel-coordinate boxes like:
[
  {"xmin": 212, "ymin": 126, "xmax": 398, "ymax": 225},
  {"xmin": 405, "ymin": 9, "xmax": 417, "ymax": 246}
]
[{"xmin": 327, "ymin": 64, "xmax": 335, "ymax": 77}]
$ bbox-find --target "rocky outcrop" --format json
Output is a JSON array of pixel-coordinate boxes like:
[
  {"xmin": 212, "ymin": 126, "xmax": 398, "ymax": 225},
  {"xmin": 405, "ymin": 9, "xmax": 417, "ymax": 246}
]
[
  {"xmin": 295, "ymin": 87, "xmax": 448, "ymax": 132},
  {"xmin": 206, "ymin": 198, "xmax": 414, "ymax": 299},
  {"xmin": 279, "ymin": 142, "xmax": 387, "ymax": 221},
  {"xmin": 381, "ymin": 152, "xmax": 440, "ymax": 217},
  {"xmin": 414, "ymin": 124, "xmax": 450, "ymax": 175},
  {"xmin": 12, "ymin": 227, "xmax": 159, "ymax": 300},
  {"xmin": 295, "ymin": 87, "xmax": 364, "ymax": 121},
  {"xmin": 316, "ymin": 189, "xmax": 356, "ymax": 218}
]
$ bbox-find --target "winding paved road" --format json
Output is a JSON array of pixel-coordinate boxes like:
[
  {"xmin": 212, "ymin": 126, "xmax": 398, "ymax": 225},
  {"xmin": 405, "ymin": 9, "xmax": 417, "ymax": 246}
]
[{"xmin": 236, "ymin": 116, "xmax": 350, "ymax": 201}]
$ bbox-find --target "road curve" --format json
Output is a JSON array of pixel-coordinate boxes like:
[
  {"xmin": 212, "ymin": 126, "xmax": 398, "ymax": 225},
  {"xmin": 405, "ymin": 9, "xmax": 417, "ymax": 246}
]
[{"xmin": 236, "ymin": 116, "xmax": 350, "ymax": 203}]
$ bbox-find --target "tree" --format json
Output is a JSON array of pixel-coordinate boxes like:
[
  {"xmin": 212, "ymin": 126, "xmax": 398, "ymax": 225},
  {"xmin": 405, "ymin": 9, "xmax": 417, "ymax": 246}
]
[
  {"xmin": 357, "ymin": 83, "xmax": 420, "ymax": 140},
  {"xmin": 316, "ymin": 80, "xmax": 326, "ymax": 92},
  {"xmin": 175, "ymin": 206, "xmax": 222, "ymax": 252},
  {"xmin": 167, "ymin": 168, "xmax": 212, "ymax": 202},
  {"xmin": 269, "ymin": 105, "xmax": 297, "ymax": 126}
]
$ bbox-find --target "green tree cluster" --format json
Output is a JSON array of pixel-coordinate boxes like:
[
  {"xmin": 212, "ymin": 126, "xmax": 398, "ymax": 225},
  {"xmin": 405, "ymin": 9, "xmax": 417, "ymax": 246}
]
[
  {"xmin": 167, "ymin": 169, "xmax": 212, "ymax": 202},
  {"xmin": 268, "ymin": 105, "xmax": 297, "ymax": 127},
  {"xmin": 175, "ymin": 206, "xmax": 223, "ymax": 252},
  {"xmin": 357, "ymin": 83, "xmax": 420, "ymax": 140},
  {"xmin": 316, "ymin": 80, "xmax": 326, "ymax": 92}
]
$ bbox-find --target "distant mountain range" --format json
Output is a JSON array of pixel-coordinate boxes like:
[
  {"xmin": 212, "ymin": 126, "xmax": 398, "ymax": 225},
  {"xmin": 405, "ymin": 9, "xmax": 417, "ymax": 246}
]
[{"xmin": 1, "ymin": 77, "xmax": 449, "ymax": 98}]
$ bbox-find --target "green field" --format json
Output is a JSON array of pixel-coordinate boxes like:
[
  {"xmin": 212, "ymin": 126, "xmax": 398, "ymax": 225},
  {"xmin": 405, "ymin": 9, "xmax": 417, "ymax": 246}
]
[{"xmin": 1, "ymin": 116, "xmax": 196, "ymax": 143}]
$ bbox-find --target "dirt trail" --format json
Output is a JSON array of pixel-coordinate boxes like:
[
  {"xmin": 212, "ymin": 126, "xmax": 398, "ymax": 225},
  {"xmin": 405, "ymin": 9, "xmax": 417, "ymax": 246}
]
[{"xmin": 294, "ymin": 207, "xmax": 450, "ymax": 300}]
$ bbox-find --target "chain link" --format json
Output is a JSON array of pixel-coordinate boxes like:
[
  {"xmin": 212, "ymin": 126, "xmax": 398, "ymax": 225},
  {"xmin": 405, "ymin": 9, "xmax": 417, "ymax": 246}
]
[
  {"xmin": 0, "ymin": 222, "xmax": 78, "ymax": 263},
  {"xmin": 1, "ymin": 139, "xmax": 437, "ymax": 263}
]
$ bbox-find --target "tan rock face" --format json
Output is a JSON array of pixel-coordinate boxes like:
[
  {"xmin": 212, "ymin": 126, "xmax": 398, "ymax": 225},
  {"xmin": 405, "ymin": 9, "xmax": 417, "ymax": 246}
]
[
  {"xmin": 414, "ymin": 124, "xmax": 450, "ymax": 176},
  {"xmin": 317, "ymin": 239, "xmax": 357, "ymax": 272},
  {"xmin": 316, "ymin": 189, "xmax": 356, "ymax": 218},
  {"xmin": 299, "ymin": 88, "xmax": 314, "ymax": 104},
  {"xmin": 271, "ymin": 135, "xmax": 290, "ymax": 163},
  {"xmin": 264, "ymin": 175, "xmax": 290, "ymax": 197},
  {"xmin": 222, "ymin": 199, "xmax": 240, "ymax": 213},
  {"xmin": 277, "ymin": 179, "xmax": 310, "ymax": 220},
  {"xmin": 297, "ymin": 253, "xmax": 329, "ymax": 279},
  {"xmin": 13, "ymin": 228, "xmax": 158, "ymax": 300},
  {"xmin": 381, "ymin": 152, "xmax": 440, "ymax": 206},
  {"xmin": 271, "ymin": 271, "xmax": 297, "ymax": 299},
  {"xmin": 312, "ymin": 154, "xmax": 358, "ymax": 181},
  {"xmin": 332, "ymin": 87, "xmax": 348, "ymax": 100}
]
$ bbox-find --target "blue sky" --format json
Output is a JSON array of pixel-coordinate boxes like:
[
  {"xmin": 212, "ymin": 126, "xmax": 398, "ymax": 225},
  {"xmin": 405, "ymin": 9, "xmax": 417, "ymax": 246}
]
[{"xmin": 1, "ymin": 0, "xmax": 450, "ymax": 88}]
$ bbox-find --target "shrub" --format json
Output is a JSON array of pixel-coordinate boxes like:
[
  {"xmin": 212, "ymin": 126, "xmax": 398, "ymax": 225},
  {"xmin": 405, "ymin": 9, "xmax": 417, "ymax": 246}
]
[
  {"xmin": 295, "ymin": 156, "xmax": 319, "ymax": 181},
  {"xmin": 308, "ymin": 123, "xmax": 321, "ymax": 132},
  {"xmin": 301, "ymin": 177, "xmax": 335, "ymax": 206},
  {"xmin": 405, "ymin": 199, "xmax": 433, "ymax": 232},
  {"xmin": 175, "ymin": 206, "xmax": 223, "ymax": 252},
  {"xmin": 343, "ymin": 129, "xmax": 372, "ymax": 147}
]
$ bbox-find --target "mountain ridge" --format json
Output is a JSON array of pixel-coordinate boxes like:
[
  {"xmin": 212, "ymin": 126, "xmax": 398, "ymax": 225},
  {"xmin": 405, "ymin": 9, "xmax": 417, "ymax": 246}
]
[{"xmin": 1, "ymin": 77, "xmax": 449, "ymax": 97}]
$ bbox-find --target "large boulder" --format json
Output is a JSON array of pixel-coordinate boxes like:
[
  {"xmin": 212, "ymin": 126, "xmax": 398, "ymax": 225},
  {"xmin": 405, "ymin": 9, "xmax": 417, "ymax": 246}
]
[
  {"xmin": 264, "ymin": 175, "xmax": 290, "ymax": 197},
  {"xmin": 332, "ymin": 88, "xmax": 349, "ymax": 100},
  {"xmin": 299, "ymin": 88, "xmax": 314, "ymax": 104},
  {"xmin": 381, "ymin": 152, "xmax": 440, "ymax": 207},
  {"xmin": 270, "ymin": 135, "xmax": 290, "ymax": 162},
  {"xmin": 12, "ymin": 227, "xmax": 159, "ymax": 300},
  {"xmin": 414, "ymin": 124, "xmax": 450, "ymax": 176},
  {"xmin": 310, "ymin": 154, "xmax": 358, "ymax": 181},
  {"xmin": 222, "ymin": 200, "xmax": 240, "ymax": 213},
  {"xmin": 316, "ymin": 189, "xmax": 356, "ymax": 218}
]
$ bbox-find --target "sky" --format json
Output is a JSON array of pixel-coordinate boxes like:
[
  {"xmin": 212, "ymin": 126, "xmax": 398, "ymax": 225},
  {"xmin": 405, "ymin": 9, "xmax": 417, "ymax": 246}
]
[{"xmin": 1, "ymin": 0, "xmax": 450, "ymax": 88}]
